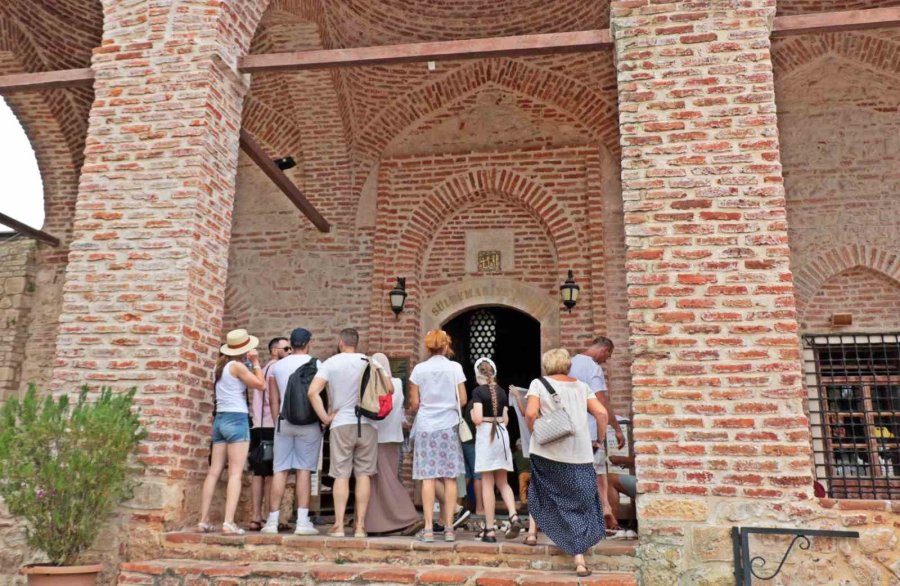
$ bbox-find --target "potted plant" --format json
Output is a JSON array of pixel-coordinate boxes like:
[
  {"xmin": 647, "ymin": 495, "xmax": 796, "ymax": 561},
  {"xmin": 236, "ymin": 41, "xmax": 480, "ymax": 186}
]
[{"xmin": 0, "ymin": 384, "xmax": 145, "ymax": 585}]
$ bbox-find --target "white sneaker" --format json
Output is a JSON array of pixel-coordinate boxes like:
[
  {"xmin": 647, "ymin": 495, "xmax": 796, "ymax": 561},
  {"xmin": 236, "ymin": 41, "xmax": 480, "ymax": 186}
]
[
  {"xmin": 260, "ymin": 522, "xmax": 279, "ymax": 534},
  {"xmin": 294, "ymin": 521, "xmax": 319, "ymax": 536}
]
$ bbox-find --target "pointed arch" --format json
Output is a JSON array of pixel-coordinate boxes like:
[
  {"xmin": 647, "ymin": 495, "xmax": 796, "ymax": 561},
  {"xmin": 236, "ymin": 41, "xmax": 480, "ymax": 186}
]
[{"xmin": 794, "ymin": 244, "xmax": 900, "ymax": 313}]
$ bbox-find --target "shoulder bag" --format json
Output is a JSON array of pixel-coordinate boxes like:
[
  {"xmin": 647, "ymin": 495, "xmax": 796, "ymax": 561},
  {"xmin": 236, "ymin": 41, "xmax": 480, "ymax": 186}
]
[
  {"xmin": 248, "ymin": 387, "xmax": 274, "ymax": 468},
  {"xmin": 532, "ymin": 377, "xmax": 576, "ymax": 446},
  {"xmin": 456, "ymin": 387, "xmax": 473, "ymax": 443}
]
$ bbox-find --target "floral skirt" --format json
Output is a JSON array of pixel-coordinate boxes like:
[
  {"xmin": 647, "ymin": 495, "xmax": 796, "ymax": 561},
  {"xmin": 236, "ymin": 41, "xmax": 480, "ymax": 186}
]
[{"xmin": 412, "ymin": 426, "xmax": 466, "ymax": 480}]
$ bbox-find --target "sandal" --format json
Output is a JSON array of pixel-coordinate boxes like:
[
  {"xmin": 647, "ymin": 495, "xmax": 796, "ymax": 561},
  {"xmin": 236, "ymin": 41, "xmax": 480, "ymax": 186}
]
[
  {"xmin": 604, "ymin": 513, "xmax": 620, "ymax": 532},
  {"xmin": 444, "ymin": 529, "xmax": 456, "ymax": 542},
  {"xmin": 222, "ymin": 522, "xmax": 245, "ymax": 535},
  {"xmin": 481, "ymin": 529, "xmax": 497, "ymax": 543},
  {"xmin": 247, "ymin": 521, "xmax": 263, "ymax": 532},
  {"xmin": 575, "ymin": 564, "xmax": 592, "ymax": 578},
  {"xmin": 505, "ymin": 515, "xmax": 523, "ymax": 540},
  {"xmin": 417, "ymin": 529, "xmax": 435, "ymax": 543},
  {"xmin": 524, "ymin": 533, "xmax": 538, "ymax": 546},
  {"xmin": 327, "ymin": 526, "xmax": 346, "ymax": 538},
  {"xmin": 196, "ymin": 522, "xmax": 215, "ymax": 533}
]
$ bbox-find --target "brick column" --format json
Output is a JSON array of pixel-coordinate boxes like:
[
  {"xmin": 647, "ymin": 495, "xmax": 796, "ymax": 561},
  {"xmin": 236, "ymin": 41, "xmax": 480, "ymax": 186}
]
[
  {"xmin": 51, "ymin": 0, "xmax": 265, "ymax": 560},
  {"xmin": 611, "ymin": 2, "xmax": 812, "ymax": 583}
]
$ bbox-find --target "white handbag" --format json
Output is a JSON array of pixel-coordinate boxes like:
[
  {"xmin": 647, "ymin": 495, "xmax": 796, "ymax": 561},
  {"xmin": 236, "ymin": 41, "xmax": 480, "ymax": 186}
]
[
  {"xmin": 532, "ymin": 377, "xmax": 576, "ymax": 446},
  {"xmin": 456, "ymin": 389, "xmax": 473, "ymax": 443}
]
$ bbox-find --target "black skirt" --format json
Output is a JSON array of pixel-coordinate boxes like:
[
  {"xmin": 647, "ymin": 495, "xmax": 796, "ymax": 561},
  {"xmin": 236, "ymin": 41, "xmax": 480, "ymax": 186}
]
[
  {"xmin": 527, "ymin": 454, "xmax": 604, "ymax": 555},
  {"xmin": 249, "ymin": 427, "xmax": 275, "ymax": 477}
]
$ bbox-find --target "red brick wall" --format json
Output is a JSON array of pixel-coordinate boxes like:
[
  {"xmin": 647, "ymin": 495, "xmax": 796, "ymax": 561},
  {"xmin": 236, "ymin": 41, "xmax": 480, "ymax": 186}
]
[
  {"xmin": 368, "ymin": 147, "xmax": 607, "ymax": 363},
  {"xmin": 801, "ymin": 267, "xmax": 900, "ymax": 332}
]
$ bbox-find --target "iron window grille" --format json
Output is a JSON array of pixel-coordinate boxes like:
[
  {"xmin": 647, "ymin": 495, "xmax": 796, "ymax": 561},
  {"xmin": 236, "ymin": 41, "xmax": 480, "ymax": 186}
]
[
  {"xmin": 803, "ymin": 333, "xmax": 900, "ymax": 500},
  {"xmin": 468, "ymin": 308, "xmax": 497, "ymax": 364}
]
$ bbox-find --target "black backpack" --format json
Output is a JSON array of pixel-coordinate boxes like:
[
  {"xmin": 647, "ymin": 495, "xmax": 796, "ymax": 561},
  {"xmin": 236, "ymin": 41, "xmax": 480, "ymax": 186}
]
[{"xmin": 279, "ymin": 358, "xmax": 321, "ymax": 429}]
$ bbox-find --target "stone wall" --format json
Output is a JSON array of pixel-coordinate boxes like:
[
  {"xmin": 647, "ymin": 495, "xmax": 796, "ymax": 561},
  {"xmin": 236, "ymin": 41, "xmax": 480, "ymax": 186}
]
[{"xmin": 0, "ymin": 237, "xmax": 34, "ymax": 398}]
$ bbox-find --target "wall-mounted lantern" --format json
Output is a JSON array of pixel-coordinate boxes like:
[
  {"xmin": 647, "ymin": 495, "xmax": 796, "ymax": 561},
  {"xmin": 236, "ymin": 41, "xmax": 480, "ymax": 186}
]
[
  {"xmin": 389, "ymin": 277, "xmax": 408, "ymax": 316},
  {"xmin": 560, "ymin": 270, "xmax": 579, "ymax": 312}
]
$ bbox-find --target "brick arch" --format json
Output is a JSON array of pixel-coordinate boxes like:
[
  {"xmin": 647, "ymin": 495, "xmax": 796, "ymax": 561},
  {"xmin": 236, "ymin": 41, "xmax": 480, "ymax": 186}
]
[
  {"xmin": 394, "ymin": 168, "xmax": 581, "ymax": 281},
  {"xmin": 772, "ymin": 32, "xmax": 900, "ymax": 81},
  {"xmin": 358, "ymin": 58, "xmax": 621, "ymax": 160},
  {"xmin": 794, "ymin": 245, "xmax": 900, "ymax": 314}
]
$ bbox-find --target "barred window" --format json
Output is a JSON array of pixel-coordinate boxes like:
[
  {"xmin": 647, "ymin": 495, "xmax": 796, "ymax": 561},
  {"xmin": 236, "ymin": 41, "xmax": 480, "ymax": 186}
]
[
  {"xmin": 468, "ymin": 308, "xmax": 496, "ymax": 364},
  {"xmin": 804, "ymin": 334, "xmax": 900, "ymax": 500}
]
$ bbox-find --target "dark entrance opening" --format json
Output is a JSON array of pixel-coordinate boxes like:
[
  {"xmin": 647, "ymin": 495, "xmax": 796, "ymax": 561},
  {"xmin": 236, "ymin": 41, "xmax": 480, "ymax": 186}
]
[
  {"xmin": 444, "ymin": 306, "xmax": 542, "ymax": 393},
  {"xmin": 444, "ymin": 306, "xmax": 541, "ymax": 478}
]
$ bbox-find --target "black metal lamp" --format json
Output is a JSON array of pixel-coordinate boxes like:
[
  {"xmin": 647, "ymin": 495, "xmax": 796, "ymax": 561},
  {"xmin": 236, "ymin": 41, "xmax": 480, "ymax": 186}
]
[
  {"xmin": 273, "ymin": 156, "xmax": 296, "ymax": 171},
  {"xmin": 560, "ymin": 270, "xmax": 579, "ymax": 312},
  {"xmin": 389, "ymin": 277, "xmax": 408, "ymax": 316}
]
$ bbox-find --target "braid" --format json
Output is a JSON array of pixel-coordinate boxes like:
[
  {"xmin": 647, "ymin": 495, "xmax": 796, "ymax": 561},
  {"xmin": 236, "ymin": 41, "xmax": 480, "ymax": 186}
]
[{"xmin": 487, "ymin": 371, "xmax": 499, "ymax": 444}]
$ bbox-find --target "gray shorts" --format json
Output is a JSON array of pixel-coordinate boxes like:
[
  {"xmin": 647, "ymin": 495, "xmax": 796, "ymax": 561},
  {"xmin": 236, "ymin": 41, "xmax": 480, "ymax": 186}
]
[
  {"xmin": 273, "ymin": 423, "xmax": 322, "ymax": 473},
  {"xmin": 329, "ymin": 424, "xmax": 378, "ymax": 479}
]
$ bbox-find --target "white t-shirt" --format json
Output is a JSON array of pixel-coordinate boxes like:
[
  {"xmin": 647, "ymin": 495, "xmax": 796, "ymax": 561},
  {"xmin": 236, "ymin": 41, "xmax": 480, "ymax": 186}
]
[
  {"xmin": 410, "ymin": 355, "xmax": 466, "ymax": 433},
  {"xmin": 569, "ymin": 354, "xmax": 608, "ymax": 441},
  {"xmin": 315, "ymin": 352, "xmax": 369, "ymax": 429},
  {"xmin": 526, "ymin": 377, "xmax": 595, "ymax": 465},
  {"xmin": 375, "ymin": 378, "xmax": 405, "ymax": 444},
  {"xmin": 270, "ymin": 353, "xmax": 322, "ymax": 433}
]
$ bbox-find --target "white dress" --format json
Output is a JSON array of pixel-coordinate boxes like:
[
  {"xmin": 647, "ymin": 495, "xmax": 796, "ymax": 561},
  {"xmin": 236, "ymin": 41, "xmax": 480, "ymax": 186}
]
[{"xmin": 475, "ymin": 420, "xmax": 513, "ymax": 473}]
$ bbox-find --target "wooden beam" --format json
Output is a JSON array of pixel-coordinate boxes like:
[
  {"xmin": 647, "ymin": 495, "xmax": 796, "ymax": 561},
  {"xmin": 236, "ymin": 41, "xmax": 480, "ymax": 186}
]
[
  {"xmin": 0, "ymin": 212, "xmax": 60, "ymax": 247},
  {"xmin": 0, "ymin": 68, "xmax": 94, "ymax": 94},
  {"xmin": 773, "ymin": 7, "xmax": 900, "ymax": 37},
  {"xmin": 239, "ymin": 29, "xmax": 613, "ymax": 74},
  {"xmin": 238, "ymin": 130, "xmax": 330, "ymax": 233}
]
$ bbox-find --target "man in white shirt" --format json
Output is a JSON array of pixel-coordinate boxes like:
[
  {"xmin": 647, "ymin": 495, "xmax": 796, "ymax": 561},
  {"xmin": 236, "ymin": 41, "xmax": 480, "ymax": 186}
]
[
  {"xmin": 261, "ymin": 328, "xmax": 322, "ymax": 535},
  {"xmin": 569, "ymin": 336, "xmax": 625, "ymax": 531},
  {"xmin": 308, "ymin": 328, "xmax": 375, "ymax": 537}
]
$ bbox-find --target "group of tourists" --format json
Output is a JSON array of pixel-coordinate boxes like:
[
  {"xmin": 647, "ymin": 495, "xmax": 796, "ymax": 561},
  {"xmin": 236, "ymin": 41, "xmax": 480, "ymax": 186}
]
[{"xmin": 197, "ymin": 326, "xmax": 629, "ymax": 577}]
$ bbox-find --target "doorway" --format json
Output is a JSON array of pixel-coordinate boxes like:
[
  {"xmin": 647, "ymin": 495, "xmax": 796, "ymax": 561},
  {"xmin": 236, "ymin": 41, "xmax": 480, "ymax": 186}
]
[
  {"xmin": 444, "ymin": 306, "xmax": 541, "ymax": 458},
  {"xmin": 444, "ymin": 306, "xmax": 541, "ymax": 393}
]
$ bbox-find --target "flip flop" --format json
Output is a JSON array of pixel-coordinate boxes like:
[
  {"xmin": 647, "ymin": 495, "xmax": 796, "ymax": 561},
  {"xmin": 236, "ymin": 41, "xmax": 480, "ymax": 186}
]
[
  {"xmin": 576, "ymin": 564, "xmax": 592, "ymax": 578},
  {"xmin": 524, "ymin": 533, "xmax": 538, "ymax": 546}
]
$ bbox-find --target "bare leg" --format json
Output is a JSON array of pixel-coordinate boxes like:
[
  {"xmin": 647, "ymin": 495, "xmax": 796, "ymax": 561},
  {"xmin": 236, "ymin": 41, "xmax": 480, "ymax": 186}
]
[
  {"xmin": 199, "ymin": 443, "xmax": 227, "ymax": 525},
  {"xmin": 442, "ymin": 478, "xmax": 458, "ymax": 530},
  {"xmin": 332, "ymin": 477, "xmax": 350, "ymax": 531},
  {"xmin": 607, "ymin": 473, "xmax": 621, "ymax": 519},
  {"xmin": 354, "ymin": 475, "xmax": 371, "ymax": 533},
  {"xmin": 269, "ymin": 471, "xmax": 288, "ymax": 515},
  {"xmin": 473, "ymin": 478, "xmax": 484, "ymax": 514},
  {"xmin": 296, "ymin": 470, "xmax": 311, "ymax": 509},
  {"xmin": 224, "ymin": 441, "xmax": 250, "ymax": 525},
  {"xmin": 596, "ymin": 474, "xmax": 617, "ymax": 530},
  {"xmin": 422, "ymin": 479, "xmax": 436, "ymax": 529},
  {"xmin": 495, "ymin": 470, "xmax": 518, "ymax": 519},
  {"xmin": 481, "ymin": 472, "xmax": 496, "ymax": 533},
  {"xmin": 251, "ymin": 475, "xmax": 264, "ymax": 523}
]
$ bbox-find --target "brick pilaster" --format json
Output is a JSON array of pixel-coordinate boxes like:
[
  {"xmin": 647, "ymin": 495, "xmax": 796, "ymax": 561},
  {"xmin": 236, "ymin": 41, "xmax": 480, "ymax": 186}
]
[
  {"xmin": 611, "ymin": 1, "xmax": 812, "ymax": 583},
  {"xmin": 50, "ymin": 0, "xmax": 266, "ymax": 559}
]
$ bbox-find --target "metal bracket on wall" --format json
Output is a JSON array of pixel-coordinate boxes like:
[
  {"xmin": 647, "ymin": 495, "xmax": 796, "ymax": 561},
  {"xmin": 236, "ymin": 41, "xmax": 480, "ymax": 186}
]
[{"xmin": 732, "ymin": 527, "xmax": 859, "ymax": 585}]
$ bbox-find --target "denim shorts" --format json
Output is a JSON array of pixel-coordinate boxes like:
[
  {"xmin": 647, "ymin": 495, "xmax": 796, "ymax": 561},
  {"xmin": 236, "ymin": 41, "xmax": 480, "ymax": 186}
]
[{"xmin": 212, "ymin": 412, "xmax": 250, "ymax": 444}]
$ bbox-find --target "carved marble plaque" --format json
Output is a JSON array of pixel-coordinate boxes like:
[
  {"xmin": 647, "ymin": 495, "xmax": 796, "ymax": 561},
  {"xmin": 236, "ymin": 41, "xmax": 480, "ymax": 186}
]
[{"xmin": 477, "ymin": 250, "xmax": 502, "ymax": 273}]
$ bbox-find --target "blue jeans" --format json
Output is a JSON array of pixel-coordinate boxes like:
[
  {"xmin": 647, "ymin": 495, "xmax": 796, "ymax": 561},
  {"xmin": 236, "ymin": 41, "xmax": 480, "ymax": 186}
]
[
  {"xmin": 212, "ymin": 412, "xmax": 250, "ymax": 444},
  {"xmin": 462, "ymin": 441, "xmax": 481, "ymax": 481}
]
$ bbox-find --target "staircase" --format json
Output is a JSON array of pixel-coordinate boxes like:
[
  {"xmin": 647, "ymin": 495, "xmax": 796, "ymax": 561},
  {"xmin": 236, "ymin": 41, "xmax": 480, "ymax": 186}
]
[{"xmin": 117, "ymin": 530, "xmax": 640, "ymax": 585}]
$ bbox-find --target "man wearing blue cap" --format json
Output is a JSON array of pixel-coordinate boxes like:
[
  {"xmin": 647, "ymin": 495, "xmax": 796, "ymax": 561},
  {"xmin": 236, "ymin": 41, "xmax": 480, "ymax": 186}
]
[{"xmin": 261, "ymin": 328, "xmax": 323, "ymax": 535}]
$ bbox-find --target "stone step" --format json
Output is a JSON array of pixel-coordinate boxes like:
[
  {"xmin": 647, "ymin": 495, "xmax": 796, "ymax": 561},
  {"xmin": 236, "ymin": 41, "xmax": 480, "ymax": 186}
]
[
  {"xmin": 160, "ymin": 531, "xmax": 639, "ymax": 573},
  {"xmin": 118, "ymin": 559, "xmax": 638, "ymax": 585}
]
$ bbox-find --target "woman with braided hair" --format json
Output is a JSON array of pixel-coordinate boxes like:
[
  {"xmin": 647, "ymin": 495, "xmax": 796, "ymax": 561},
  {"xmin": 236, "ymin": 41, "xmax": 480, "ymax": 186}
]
[{"xmin": 470, "ymin": 358, "xmax": 523, "ymax": 543}]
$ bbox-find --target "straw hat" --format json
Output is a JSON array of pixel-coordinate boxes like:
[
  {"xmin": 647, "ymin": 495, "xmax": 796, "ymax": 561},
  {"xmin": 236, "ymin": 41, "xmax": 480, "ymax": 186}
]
[{"xmin": 220, "ymin": 329, "xmax": 259, "ymax": 356}]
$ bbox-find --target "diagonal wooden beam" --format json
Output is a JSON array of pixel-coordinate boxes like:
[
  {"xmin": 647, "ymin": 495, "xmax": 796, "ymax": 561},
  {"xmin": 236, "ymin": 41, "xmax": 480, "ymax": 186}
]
[
  {"xmin": 238, "ymin": 129, "xmax": 330, "ymax": 233},
  {"xmin": 0, "ymin": 68, "xmax": 94, "ymax": 94},
  {"xmin": 0, "ymin": 212, "xmax": 60, "ymax": 246},
  {"xmin": 773, "ymin": 7, "xmax": 900, "ymax": 37},
  {"xmin": 239, "ymin": 29, "xmax": 613, "ymax": 74}
]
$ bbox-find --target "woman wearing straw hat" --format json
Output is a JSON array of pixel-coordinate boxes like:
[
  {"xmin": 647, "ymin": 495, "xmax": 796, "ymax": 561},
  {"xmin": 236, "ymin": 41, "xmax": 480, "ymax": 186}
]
[{"xmin": 198, "ymin": 329, "xmax": 267, "ymax": 534}]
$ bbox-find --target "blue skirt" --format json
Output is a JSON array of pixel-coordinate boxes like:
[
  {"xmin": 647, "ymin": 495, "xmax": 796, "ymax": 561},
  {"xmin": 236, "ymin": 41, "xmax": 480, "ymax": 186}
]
[{"xmin": 528, "ymin": 454, "xmax": 605, "ymax": 555}]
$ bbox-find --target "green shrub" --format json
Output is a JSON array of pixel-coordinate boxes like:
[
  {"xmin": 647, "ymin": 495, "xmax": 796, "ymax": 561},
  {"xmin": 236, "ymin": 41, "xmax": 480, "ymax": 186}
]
[{"xmin": 0, "ymin": 384, "xmax": 146, "ymax": 566}]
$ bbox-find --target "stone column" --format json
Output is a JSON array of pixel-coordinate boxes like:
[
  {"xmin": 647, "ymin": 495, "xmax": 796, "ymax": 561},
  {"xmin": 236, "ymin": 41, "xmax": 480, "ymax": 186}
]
[
  {"xmin": 611, "ymin": 2, "xmax": 812, "ymax": 583},
  {"xmin": 50, "ymin": 0, "xmax": 265, "ymax": 559}
]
